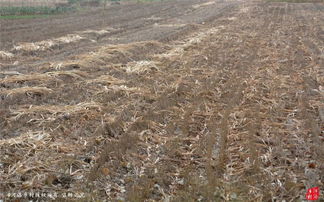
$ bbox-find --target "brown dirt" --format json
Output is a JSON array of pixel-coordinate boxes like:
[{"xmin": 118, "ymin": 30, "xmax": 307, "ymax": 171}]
[{"xmin": 0, "ymin": 0, "xmax": 323, "ymax": 201}]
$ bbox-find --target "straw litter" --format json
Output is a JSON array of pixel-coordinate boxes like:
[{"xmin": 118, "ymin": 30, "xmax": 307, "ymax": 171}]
[
  {"xmin": 9, "ymin": 102, "xmax": 102, "ymax": 122},
  {"xmin": 124, "ymin": 60, "xmax": 159, "ymax": 74},
  {"xmin": 13, "ymin": 34, "xmax": 84, "ymax": 52},
  {"xmin": 192, "ymin": 1, "xmax": 215, "ymax": 9},
  {"xmin": 0, "ymin": 131, "xmax": 51, "ymax": 146},
  {"xmin": 0, "ymin": 51, "xmax": 14, "ymax": 60},
  {"xmin": 0, "ymin": 87, "xmax": 53, "ymax": 98}
]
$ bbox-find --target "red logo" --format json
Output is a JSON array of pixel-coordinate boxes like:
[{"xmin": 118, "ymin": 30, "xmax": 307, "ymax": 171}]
[{"xmin": 306, "ymin": 187, "xmax": 320, "ymax": 200}]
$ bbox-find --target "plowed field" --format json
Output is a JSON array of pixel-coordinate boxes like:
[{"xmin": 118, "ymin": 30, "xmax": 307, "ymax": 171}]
[{"xmin": 0, "ymin": 0, "xmax": 323, "ymax": 201}]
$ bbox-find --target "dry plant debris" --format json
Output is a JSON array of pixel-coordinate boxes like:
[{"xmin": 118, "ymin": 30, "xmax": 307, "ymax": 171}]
[
  {"xmin": 192, "ymin": 1, "xmax": 216, "ymax": 9},
  {"xmin": 80, "ymin": 27, "xmax": 117, "ymax": 36},
  {"xmin": 124, "ymin": 60, "xmax": 159, "ymax": 74},
  {"xmin": 0, "ymin": 1, "xmax": 323, "ymax": 201},
  {"xmin": 0, "ymin": 51, "xmax": 14, "ymax": 60},
  {"xmin": 9, "ymin": 102, "xmax": 102, "ymax": 122},
  {"xmin": 13, "ymin": 34, "xmax": 84, "ymax": 52},
  {"xmin": 0, "ymin": 74, "xmax": 52, "ymax": 84},
  {"xmin": 0, "ymin": 87, "xmax": 53, "ymax": 98}
]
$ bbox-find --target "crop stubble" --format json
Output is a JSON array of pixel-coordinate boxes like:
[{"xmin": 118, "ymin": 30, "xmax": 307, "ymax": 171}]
[{"xmin": 0, "ymin": 0, "xmax": 323, "ymax": 201}]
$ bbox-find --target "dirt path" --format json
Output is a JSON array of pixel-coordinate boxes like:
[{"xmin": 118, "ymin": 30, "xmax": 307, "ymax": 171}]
[{"xmin": 0, "ymin": 0, "xmax": 323, "ymax": 201}]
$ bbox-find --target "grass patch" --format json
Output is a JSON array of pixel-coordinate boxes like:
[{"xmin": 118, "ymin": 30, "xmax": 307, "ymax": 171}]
[
  {"xmin": 0, "ymin": 6, "xmax": 74, "ymax": 16},
  {"xmin": 0, "ymin": 14, "xmax": 51, "ymax": 19}
]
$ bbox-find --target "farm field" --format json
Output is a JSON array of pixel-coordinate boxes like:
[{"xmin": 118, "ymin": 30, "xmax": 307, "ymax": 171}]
[
  {"xmin": 0, "ymin": 1, "xmax": 70, "ymax": 20},
  {"xmin": 0, "ymin": 0, "xmax": 323, "ymax": 201},
  {"xmin": 0, "ymin": 0, "xmax": 68, "ymax": 7}
]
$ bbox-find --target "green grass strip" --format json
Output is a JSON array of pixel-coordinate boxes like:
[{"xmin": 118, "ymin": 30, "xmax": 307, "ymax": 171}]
[{"xmin": 0, "ymin": 14, "xmax": 52, "ymax": 19}]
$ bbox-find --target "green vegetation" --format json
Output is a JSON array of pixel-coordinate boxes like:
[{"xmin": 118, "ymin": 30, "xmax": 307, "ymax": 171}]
[
  {"xmin": 0, "ymin": 6, "xmax": 74, "ymax": 16},
  {"xmin": 0, "ymin": 14, "xmax": 51, "ymax": 19},
  {"xmin": 0, "ymin": 0, "xmax": 164, "ymax": 18}
]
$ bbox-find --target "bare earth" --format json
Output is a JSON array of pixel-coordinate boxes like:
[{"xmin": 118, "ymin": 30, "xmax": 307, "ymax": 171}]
[{"xmin": 0, "ymin": 0, "xmax": 323, "ymax": 201}]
